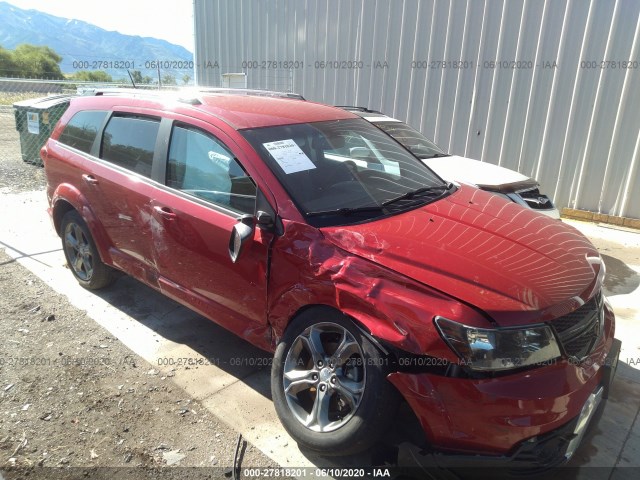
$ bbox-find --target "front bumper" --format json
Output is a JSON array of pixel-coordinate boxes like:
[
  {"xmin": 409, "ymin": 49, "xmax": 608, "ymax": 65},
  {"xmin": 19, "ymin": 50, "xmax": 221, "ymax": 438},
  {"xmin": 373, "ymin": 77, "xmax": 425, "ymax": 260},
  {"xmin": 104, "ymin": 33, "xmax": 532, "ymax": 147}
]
[{"xmin": 387, "ymin": 307, "xmax": 619, "ymax": 470}]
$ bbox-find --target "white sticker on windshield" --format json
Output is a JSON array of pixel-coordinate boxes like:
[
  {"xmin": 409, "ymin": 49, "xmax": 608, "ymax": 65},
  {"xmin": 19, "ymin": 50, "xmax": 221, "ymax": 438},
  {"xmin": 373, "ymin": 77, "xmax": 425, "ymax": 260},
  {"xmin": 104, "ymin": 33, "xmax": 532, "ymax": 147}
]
[{"xmin": 263, "ymin": 139, "xmax": 316, "ymax": 174}]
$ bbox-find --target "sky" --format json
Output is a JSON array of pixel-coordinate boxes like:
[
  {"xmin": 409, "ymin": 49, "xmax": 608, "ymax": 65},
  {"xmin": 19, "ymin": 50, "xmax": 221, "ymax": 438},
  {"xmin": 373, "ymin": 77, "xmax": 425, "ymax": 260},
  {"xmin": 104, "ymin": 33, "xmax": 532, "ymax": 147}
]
[{"xmin": 5, "ymin": 0, "xmax": 195, "ymax": 52}]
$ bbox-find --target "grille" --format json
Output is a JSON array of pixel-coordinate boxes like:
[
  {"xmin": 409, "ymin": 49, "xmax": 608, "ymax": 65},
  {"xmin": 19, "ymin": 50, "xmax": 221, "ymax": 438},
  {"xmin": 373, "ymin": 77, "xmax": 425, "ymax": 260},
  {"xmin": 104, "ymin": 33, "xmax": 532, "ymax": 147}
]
[
  {"xmin": 550, "ymin": 291, "xmax": 603, "ymax": 360},
  {"xmin": 517, "ymin": 187, "xmax": 555, "ymax": 210}
]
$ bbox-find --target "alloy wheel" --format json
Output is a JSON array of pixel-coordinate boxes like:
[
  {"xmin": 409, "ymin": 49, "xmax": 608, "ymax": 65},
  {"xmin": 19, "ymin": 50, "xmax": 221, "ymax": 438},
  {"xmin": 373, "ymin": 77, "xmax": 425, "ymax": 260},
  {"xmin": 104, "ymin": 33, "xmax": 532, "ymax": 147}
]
[
  {"xmin": 282, "ymin": 322, "xmax": 366, "ymax": 432},
  {"xmin": 64, "ymin": 222, "xmax": 94, "ymax": 281}
]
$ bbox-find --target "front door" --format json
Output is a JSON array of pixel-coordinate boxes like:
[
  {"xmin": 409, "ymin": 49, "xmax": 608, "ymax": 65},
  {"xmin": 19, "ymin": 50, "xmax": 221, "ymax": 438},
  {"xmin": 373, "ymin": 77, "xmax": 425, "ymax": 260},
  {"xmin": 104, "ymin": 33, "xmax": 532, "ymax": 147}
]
[{"xmin": 150, "ymin": 122, "xmax": 272, "ymax": 343}]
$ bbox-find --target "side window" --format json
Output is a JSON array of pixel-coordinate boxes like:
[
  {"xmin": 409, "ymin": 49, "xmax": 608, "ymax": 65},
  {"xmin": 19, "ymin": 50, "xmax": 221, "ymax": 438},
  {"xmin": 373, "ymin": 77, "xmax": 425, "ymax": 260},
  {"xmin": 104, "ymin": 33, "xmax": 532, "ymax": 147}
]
[
  {"xmin": 100, "ymin": 115, "xmax": 160, "ymax": 178},
  {"xmin": 167, "ymin": 125, "xmax": 257, "ymax": 214},
  {"xmin": 58, "ymin": 110, "xmax": 108, "ymax": 154}
]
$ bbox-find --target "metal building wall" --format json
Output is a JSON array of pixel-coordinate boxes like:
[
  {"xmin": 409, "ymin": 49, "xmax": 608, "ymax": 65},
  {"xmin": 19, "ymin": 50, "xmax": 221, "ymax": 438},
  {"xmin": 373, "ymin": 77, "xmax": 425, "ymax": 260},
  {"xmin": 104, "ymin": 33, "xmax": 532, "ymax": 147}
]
[{"xmin": 194, "ymin": 0, "xmax": 640, "ymax": 219}]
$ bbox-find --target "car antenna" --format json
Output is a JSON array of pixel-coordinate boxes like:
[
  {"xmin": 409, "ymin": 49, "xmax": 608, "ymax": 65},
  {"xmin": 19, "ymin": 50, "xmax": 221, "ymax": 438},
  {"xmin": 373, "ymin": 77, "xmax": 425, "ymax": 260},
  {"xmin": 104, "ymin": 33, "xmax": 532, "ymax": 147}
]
[{"xmin": 126, "ymin": 69, "xmax": 137, "ymax": 89}]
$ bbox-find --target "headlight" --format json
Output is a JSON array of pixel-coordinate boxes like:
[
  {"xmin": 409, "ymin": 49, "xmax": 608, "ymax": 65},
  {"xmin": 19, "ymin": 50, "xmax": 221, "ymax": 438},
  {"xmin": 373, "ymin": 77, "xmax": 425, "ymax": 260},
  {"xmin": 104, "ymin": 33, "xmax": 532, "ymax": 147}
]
[{"xmin": 435, "ymin": 317, "xmax": 561, "ymax": 371}]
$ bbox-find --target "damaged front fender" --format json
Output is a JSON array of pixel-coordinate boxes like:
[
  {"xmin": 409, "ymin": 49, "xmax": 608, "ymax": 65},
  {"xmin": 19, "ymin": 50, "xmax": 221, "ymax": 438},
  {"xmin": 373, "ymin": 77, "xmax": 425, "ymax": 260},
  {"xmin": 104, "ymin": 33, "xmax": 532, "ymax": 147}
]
[{"xmin": 266, "ymin": 220, "xmax": 487, "ymax": 361}]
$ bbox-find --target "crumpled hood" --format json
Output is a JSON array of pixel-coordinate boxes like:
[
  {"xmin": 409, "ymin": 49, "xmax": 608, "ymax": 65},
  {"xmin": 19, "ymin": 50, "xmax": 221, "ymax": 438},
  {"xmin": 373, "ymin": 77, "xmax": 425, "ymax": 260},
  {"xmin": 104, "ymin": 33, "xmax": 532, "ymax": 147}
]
[
  {"xmin": 423, "ymin": 155, "xmax": 532, "ymax": 189},
  {"xmin": 321, "ymin": 185, "xmax": 603, "ymax": 326}
]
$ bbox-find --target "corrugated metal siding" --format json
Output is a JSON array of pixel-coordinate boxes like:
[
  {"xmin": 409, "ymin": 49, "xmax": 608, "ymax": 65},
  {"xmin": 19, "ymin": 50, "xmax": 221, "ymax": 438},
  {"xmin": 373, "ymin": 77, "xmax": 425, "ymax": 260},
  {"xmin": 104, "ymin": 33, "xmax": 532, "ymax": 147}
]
[{"xmin": 194, "ymin": 0, "xmax": 640, "ymax": 218}]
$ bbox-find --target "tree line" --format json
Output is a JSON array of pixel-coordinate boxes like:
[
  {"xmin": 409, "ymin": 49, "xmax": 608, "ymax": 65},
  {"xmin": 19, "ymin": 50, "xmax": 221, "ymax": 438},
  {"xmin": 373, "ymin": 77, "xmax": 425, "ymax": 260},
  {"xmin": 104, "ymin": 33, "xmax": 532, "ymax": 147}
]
[
  {"xmin": 0, "ymin": 44, "xmax": 188, "ymax": 85},
  {"xmin": 0, "ymin": 44, "xmax": 65, "ymax": 79}
]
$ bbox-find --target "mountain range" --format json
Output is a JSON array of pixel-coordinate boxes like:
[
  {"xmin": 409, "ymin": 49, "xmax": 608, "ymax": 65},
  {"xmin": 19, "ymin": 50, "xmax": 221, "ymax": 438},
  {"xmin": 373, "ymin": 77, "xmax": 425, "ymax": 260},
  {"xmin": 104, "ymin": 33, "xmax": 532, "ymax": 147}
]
[{"xmin": 0, "ymin": 1, "xmax": 193, "ymax": 80}]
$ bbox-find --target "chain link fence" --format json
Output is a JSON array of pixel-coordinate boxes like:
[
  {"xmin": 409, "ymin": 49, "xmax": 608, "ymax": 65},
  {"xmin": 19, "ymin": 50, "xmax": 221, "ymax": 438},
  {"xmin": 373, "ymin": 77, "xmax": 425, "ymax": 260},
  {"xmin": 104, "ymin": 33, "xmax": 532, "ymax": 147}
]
[
  {"xmin": 0, "ymin": 80, "xmax": 66, "ymax": 170},
  {"xmin": 0, "ymin": 76, "xmax": 295, "ymax": 193},
  {"xmin": 0, "ymin": 75, "xmax": 298, "ymax": 171},
  {"xmin": 0, "ymin": 78, "xmax": 182, "ymax": 168}
]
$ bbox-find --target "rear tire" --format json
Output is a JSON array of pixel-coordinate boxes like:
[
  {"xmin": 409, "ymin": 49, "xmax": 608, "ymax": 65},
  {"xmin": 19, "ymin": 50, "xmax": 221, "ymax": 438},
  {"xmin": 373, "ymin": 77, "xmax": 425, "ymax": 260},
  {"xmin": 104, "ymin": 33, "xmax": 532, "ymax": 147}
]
[
  {"xmin": 60, "ymin": 210, "xmax": 117, "ymax": 290},
  {"xmin": 271, "ymin": 308, "xmax": 399, "ymax": 456}
]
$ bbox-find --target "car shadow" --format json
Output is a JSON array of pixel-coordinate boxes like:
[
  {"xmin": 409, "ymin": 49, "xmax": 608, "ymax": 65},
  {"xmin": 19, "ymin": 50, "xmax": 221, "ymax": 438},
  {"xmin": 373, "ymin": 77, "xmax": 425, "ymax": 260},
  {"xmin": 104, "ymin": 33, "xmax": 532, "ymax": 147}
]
[
  {"xmin": 90, "ymin": 274, "xmax": 433, "ymax": 471},
  {"xmin": 92, "ymin": 275, "xmax": 274, "ymax": 396},
  {"xmin": 601, "ymin": 253, "xmax": 640, "ymax": 297},
  {"xmin": 89, "ymin": 274, "xmax": 637, "ymax": 477},
  {"xmin": 562, "ymin": 362, "xmax": 640, "ymax": 477}
]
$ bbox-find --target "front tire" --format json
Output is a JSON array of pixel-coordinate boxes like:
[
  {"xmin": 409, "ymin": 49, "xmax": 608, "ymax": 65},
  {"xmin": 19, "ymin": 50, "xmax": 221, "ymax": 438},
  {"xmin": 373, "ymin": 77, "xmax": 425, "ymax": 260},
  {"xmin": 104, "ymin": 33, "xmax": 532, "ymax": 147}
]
[
  {"xmin": 60, "ymin": 210, "xmax": 117, "ymax": 290},
  {"xmin": 271, "ymin": 308, "xmax": 399, "ymax": 456}
]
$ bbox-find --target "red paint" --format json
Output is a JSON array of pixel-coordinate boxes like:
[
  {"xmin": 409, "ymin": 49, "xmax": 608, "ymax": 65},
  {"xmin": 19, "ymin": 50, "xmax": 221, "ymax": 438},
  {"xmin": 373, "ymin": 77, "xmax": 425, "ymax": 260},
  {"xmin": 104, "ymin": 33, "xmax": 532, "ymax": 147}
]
[
  {"xmin": 388, "ymin": 305, "xmax": 615, "ymax": 454},
  {"xmin": 44, "ymin": 93, "xmax": 617, "ymax": 457},
  {"xmin": 321, "ymin": 184, "xmax": 604, "ymax": 326}
]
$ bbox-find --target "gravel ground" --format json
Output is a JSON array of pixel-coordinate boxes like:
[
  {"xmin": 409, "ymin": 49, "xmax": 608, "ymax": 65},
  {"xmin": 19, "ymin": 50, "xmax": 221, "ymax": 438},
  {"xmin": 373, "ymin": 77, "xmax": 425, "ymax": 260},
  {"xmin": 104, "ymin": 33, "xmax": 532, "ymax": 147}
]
[
  {"xmin": 3, "ymin": 100, "xmax": 636, "ymax": 480},
  {"xmin": 0, "ymin": 250, "xmax": 285, "ymax": 479},
  {"xmin": 0, "ymin": 113, "xmax": 291, "ymax": 478}
]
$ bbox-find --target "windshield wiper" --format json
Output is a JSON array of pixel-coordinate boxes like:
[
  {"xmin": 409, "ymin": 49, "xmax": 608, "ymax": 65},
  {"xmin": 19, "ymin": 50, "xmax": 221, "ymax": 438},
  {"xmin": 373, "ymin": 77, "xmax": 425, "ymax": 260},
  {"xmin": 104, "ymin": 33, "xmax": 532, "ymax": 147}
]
[
  {"xmin": 382, "ymin": 183, "xmax": 452, "ymax": 207},
  {"xmin": 306, "ymin": 205, "xmax": 385, "ymax": 218},
  {"xmin": 306, "ymin": 183, "xmax": 453, "ymax": 217}
]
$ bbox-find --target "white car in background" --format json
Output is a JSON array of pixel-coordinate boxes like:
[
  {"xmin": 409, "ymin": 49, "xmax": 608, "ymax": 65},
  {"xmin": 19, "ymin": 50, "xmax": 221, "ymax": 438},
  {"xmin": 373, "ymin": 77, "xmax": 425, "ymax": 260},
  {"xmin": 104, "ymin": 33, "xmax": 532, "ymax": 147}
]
[{"xmin": 341, "ymin": 107, "xmax": 560, "ymax": 219}]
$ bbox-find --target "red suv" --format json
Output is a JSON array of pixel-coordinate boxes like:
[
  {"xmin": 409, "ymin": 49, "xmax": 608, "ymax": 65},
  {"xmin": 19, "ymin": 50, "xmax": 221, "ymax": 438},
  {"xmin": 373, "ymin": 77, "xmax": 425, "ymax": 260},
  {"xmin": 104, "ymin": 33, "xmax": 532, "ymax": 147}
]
[{"xmin": 42, "ymin": 89, "xmax": 619, "ymax": 470}]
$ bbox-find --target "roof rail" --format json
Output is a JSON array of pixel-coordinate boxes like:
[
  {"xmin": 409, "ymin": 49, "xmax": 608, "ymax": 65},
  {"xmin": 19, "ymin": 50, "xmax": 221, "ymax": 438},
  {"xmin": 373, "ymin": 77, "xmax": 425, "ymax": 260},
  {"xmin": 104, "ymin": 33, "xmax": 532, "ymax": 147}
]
[
  {"xmin": 78, "ymin": 87, "xmax": 305, "ymax": 105},
  {"xmin": 197, "ymin": 87, "xmax": 306, "ymax": 101},
  {"xmin": 77, "ymin": 87, "xmax": 200, "ymax": 104},
  {"xmin": 78, "ymin": 87, "xmax": 158, "ymax": 96}
]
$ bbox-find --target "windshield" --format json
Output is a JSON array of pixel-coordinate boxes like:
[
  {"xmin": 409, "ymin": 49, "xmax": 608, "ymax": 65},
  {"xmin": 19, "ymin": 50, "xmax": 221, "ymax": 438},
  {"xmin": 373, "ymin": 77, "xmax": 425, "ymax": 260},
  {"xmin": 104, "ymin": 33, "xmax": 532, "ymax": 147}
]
[
  {"xmin": 241, "ymin": 118, "xmax": 450, "ymax": 226},
  {"xmin": 374, "ymin": 121, "xmax": 448, "ymax": 159}
]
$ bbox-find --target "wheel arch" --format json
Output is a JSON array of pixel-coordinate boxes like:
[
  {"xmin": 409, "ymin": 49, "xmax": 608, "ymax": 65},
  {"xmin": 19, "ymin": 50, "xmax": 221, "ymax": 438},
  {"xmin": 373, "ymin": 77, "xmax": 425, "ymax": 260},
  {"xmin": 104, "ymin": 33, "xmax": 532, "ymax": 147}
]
[
  {"xmin": 52, "ymin": 198, "xmax": 75, "ymax": 235},
  {"xmin": 270, "ymin": 302, "xmax": 402, "ymax": 455},
  {"xmin": 274, "ymin": 303, "xmax": 394, "ymax": 360},
  {"xmin": 52, "ymin": 185, "xmax": 114, "ymax": 265}
]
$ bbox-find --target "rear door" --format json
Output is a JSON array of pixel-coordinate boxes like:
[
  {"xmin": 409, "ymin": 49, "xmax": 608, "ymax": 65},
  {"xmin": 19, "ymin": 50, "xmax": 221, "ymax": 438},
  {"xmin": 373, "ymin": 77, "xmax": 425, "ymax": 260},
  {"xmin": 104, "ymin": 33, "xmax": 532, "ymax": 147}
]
[
  {"xmin": 149, "ymin": 118, "xmax": 273, "ymax": 341},
  {"xmin": 81, "ymin": 113, "xmax": 162, "ymax": 281}
]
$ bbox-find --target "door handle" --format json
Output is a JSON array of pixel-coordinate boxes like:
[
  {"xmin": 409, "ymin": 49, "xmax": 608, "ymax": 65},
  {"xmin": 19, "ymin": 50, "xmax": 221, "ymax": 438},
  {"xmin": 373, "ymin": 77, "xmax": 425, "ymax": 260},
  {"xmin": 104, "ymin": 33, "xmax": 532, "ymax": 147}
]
[
  {"xmin": 82, "ymin": 174, "xmax": 99, "ymax": 185},
  {"xmin": 153, "ymin": 205, "xmax": 177, "ymax": 220}
]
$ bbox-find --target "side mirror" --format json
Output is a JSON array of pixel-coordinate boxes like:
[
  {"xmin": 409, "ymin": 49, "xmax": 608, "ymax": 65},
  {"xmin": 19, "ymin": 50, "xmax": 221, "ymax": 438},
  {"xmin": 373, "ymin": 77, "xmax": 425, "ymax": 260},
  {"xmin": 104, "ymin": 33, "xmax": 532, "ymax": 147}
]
[
  {"xmin": 228, "ymin": 215, "xmax": 255, "ymax": 263},
  {"xmin": 256, "ymin": 210, "xmax": 274, "ymax": 230}
]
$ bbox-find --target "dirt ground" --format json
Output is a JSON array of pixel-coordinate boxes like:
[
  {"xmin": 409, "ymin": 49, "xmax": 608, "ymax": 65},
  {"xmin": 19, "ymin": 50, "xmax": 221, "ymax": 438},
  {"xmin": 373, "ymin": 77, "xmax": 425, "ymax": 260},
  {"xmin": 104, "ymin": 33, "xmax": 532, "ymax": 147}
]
[
  {"xmin": 2, "ymin": 103, "xmax": 639, "ymax": 480},
  {"xmin": 0, "ymin": 108, "xmax": 286, "ymax": 479},
  {"xmin": 0, "ymin": 246, "xmax": 286, "ymax": 479}
]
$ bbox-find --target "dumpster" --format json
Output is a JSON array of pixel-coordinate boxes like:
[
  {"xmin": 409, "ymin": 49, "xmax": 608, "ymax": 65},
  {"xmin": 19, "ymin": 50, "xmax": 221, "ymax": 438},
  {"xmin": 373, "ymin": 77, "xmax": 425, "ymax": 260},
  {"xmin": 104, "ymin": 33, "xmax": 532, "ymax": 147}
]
[{"xmin": 13, "ymin": 95, "xmax": 72, "ymax": 166}]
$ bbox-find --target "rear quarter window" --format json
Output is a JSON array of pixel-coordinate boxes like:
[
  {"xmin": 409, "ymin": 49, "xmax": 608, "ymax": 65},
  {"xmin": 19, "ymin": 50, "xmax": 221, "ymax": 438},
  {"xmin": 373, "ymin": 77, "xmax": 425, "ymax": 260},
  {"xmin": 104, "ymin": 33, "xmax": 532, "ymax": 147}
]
[
  {"xmin": 57, "ymin": 110, "xmax": 108, "ymax": 154},
  {"xmin": 100, "ymin": 115, "xmax": 160, "ymax": 178}
]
